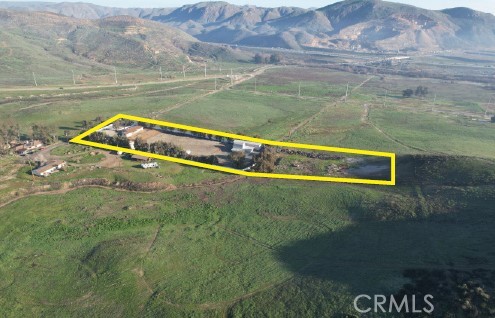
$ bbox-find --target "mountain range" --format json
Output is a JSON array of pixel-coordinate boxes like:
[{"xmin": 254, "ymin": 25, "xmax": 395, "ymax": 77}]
[{"xmin": 1, "ymin": 0, "xmax": 495, "ymax": 52}]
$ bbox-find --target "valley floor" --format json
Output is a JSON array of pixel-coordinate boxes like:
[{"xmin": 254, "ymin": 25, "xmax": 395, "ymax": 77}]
[{"xmin": 0, "ymin": 64, "xmax": 494, "ymax": 317}]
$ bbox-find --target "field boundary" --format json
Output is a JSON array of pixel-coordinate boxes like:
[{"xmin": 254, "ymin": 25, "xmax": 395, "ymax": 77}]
[{"xmin": 70, "ymin": 114, "xmax": 396, "ymax": 186}]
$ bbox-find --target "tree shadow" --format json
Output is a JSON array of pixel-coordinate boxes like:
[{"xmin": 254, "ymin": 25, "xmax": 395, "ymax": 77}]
[{"xmin": 59, "ymin": 126, "xmax": 79, "ymax": 131}]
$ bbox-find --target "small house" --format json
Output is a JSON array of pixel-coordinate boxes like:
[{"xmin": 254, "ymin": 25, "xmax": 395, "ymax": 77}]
[
  {"xmin": 14, "ymin": 140, "xmax": 43, "ymax": 155},
  {"xmin": 231, "ymin": 140, "xmax": 262, "ymax": 154},
  {"xmin": 32, "ymin": 160, "xmax": 66, "ymax": 177},
  {"xmin": 26, "ymin": 140, "xmax": 43, "ymax": 149}
]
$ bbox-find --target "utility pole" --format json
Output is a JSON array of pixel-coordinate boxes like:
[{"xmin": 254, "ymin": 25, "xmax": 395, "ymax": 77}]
[
  {"xmin": 383, "ymin": 88, "xmax": 387, "ymax": 107},
  {"xmin": 298, "ymin": 82, "xmax": 301, "ymax": 98},
  {"xmin": 230, "ymin": 68, "xmax": 233, "ymax": 85},
  {"xmin": 254, "ymin": 78, "xmax": 257, "ymax": 92},
  {"xmin": 159, "ymin": 66, "xmax": 163, "ymax": 81},
  {"xmin": 72, "ymin": 70, "xmax": 76, "ymax": 85},
  {"xmin": 113, "ymin": 66, "xmax": 118, "ymax": 85},
  {"xmin": 204, "ymin": 64, "xmax": 207, "ymax": 78},
  {"xmin": 32, "ymin": 72, "xmax": 38, "ymax": 87},
  {"xmin": 345, "ymin": 82, "xmax": 349, "ymax": 102},
  {"xmin": 27, "ymin": 156, "xmax": 35, "ymax": 184},
  {"xmin": 182, "ymin": 65, "xmax": 186, "ymax": 78},
  {"xmin": 485, "ymin": 97, "xmax": 492, "ymax": 118},
  {"xmin": 214, "ymin": 77, "xmax": 217, "ymax": 91}
]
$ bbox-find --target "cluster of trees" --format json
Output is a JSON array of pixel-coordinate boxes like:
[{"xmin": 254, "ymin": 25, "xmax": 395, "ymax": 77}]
[
  {"xmin": 85, "ymin": 131, "xmax": 130, "ymax": 148},
  {"xmin": 230, "ymin": 151, "xmax": 247, "ymax": 169},
  {"xmin": 194, "ymin": 155, "xmax": 219, "ymax": 165},
  {"xmin": 492, "ymin": 116, "xmax": 495, "ymax": 123},
  {"xmin": 133, "ymin": 137, "xmax": 220, "ymax": 165},
  {"xmin": 253, "ymin": 146, "xmax": 277, "ymax": 172},
  {"xmin": 140, "ymin": 140, "xmax": 220, "ymax": 164},
  {"xmin": 253, "ymin": 53, "xmax": 283, "ymax": 65},
  {"xmin": 0, "ymin": 123, "xmax": 20, "ymax": 154},
  {"xmin": 147, "ymin": 141, "xmax": 186, "ymax": 158},
  {"xmin": 1, "ymin": 122, "xmax": 59, "ymax": 155},
  {"xmin": 277, "ymin": 148, "xmax": 343, "ymax": 160},
  {"xmin": 402, "ymin": 86, "xmax": 429, "ymax": 98},
  {"xmin": 81, "ymin": 116, "xmax": 104, "ymax": 129},
  {"xmin": 1, "ymin": 123, "xmax": 57, "ymax": 145},
  {"xmin": 31, "ymin": 124, "xmax": 57, "ymax": 145},
  {"xmin": 164, "ymin": 128, "xmax": 232, "ymax": 143},
  {"xmin": 229, "ymin": 147, "xmax": 279, "ymax": 171}
]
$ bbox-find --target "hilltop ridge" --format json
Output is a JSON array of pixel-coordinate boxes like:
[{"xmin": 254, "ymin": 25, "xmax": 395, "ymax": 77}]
[{"xmin": 1, "ymin": 0, "xmax": 495, "ymax": 51}]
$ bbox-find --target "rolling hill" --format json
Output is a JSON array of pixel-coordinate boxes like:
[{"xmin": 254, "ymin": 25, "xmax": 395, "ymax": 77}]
[
  {"xmin": 0, "ymin": 9, "xmax": 239, "ymax": 85},
  {"xmin": 2, "ymin": 0, "xmax": 494, "ymax": 52}
]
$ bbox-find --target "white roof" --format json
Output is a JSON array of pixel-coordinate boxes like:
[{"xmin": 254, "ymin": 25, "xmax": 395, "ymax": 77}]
[{"xmin": 233, "ymin": 140, "xmax": 262, "ymax": 148}]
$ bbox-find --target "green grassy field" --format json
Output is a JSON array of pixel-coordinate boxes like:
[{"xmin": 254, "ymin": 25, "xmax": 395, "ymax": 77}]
[{"xmin": 1, "ymin": 66, "xmax": 495, "ymax": 317}]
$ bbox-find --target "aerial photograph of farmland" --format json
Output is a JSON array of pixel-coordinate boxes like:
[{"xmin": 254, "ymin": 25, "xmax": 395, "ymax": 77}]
[{"xmin": 0, "ymin": 0, "xmax": 494, "ymax": 317}]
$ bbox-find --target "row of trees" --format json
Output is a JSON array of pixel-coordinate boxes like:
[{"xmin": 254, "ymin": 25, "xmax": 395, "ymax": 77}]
[
  {"xmin": 161, "ymin": 127, "xmax": 234, "ymax": 144},
  {"xmin": 254, "ymin": 53, "xmax": 283, "ymax": 65},
  {"xmin": 86, "ymin": 131, "xmax": 130, "ymax": 148},
  {"xmin": 136, "ymin": 139, "xmax": 219, "ymax": 164},
  {"xmin": 81, "ymin": 116, "xmax": 104, "ymax": 129},
  {"xmin": 87, "ymin": 133, "xmax": 220, "ymax": 165},
  {"xmin": 229, "ymin": 147, "xmax": 279, "ymax": 171},
  {"xmin": 402, "ymin": 85, "xmax": 429, "ymax": 98}
]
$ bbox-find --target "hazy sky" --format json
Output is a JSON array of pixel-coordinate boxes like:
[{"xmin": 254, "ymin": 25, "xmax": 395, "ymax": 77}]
[{"xmin": 8, "ymin": 0, "xmax": 495, "ymax": 14}]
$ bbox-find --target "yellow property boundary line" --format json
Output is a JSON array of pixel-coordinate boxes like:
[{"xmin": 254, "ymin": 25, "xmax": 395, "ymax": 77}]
[{"xmin": 70, "ymin": 114, "xmax": 396, "ymax": 186}]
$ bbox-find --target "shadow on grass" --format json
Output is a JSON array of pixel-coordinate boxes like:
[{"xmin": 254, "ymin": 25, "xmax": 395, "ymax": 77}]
[
  {"xmin": 273, "ymin": 155, "xmax": 495, "ymax": 316},
  {"xmin": 59, "ymin": 126, "xmax": 79, "ymax": 131}
]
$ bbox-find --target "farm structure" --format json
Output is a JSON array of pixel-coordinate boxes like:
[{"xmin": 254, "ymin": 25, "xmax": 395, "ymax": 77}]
[
  {"xmin": 93, "ymin": 122, "xmax": 264, "ymax": 168},
  {"xmin": 32, "ymin": 160, "xmax": 66, "ymax": 177},
  {"xmin": 231, "ymin": 140, "xmax": 262, "ymax": 154},
  {"xmin": 12, "ymin": 140, "xmax": 44, "ymax": 156}
]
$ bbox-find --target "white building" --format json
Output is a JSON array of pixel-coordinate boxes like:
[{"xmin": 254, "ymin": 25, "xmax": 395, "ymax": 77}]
[
  {"xmin": 15, "ymin": 140, "xmax": 43, "ymax": 155},
  {"xmin": 32, "ymin": 160, "xmax": 67, "ymax": 177},
  {"xmin": 231, "ymin": 140, "xmax": 262, "ymax": 154}
]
